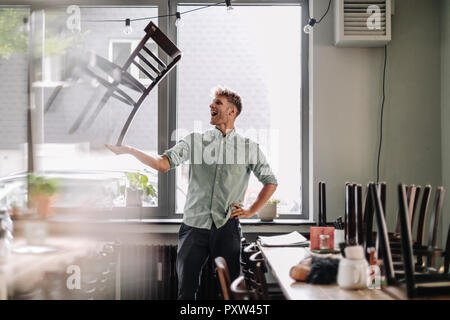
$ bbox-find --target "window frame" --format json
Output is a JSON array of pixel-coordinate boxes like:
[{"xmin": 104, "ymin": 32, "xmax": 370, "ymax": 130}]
[{"xmin": 166, "ymin": 0, "xmax": 311, "ymax": 220}]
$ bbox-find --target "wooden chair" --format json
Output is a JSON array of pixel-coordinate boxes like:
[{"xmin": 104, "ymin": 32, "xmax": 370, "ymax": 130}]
[
  {"xmin": 395, "ymin": 184, "xmax": 450, "ymax": 298},
  {"xmin": 391, "ymin": 186, "xmax": 445, "ymax": 271},
  {"xmin": 248, "ymin": 251, "xmax": 284, "ymax": 300},
  {"xmin": 370, "ymin": 183, "xmax": 450, "ymax": 293},
  {"xmin": 69, "ymin": 21, "xmax": 181, "ymax": 146},
  {"xmin": 215, "ymin": 256, "xmax": 232, "ymax": 300}
]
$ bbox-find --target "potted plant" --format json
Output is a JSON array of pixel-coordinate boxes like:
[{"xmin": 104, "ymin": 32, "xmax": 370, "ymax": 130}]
[
  {"xmin": 125, "ymin": 172, "xmax": 156, "ymax": 207},
  {"xmin": 27, "ymin": 173, "xmax": 60, "ymax": 219},
  {"xmin": 258, "ymin": 199, "xmax": 280, "ymax": 222}
]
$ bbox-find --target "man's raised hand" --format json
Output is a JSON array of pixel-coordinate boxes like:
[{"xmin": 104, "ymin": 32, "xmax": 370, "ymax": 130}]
[{"xmin": 105, "ymin": 144, "xmax": 129, "ymax": 155}]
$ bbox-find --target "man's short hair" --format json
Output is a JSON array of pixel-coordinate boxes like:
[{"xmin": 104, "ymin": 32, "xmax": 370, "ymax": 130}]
[{"xmin": 212, "ymin": 86, "xmax": 242, "ymax": 116}]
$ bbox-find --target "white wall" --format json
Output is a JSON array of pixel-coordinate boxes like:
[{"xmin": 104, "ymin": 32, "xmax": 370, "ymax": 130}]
[
  {"xmin": 441, "ymin": 0, "xmax": 450, "ymax": 248},
  {"xmin": 311, "ymin": 0, "xmax": 442, "ymax": 232}
]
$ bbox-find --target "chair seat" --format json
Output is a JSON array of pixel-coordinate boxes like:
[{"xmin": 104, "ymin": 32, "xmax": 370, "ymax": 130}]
[{"xmin": 83, "ymin": 52, "xmax": 147, "ymax": 93}]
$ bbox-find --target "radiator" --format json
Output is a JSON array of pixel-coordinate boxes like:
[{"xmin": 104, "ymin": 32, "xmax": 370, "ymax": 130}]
[{"xmin": 119, "ymin": 245, "xmax": 219, "ymax": 300}]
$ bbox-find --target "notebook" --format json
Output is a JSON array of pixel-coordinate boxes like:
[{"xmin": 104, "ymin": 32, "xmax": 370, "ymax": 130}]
[{"xmin": 258, "ymin": 231, "xmax": 309, "ymax": 247}]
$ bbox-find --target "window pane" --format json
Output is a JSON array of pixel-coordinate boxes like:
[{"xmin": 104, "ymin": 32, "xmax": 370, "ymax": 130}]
[
  {"xmin": 0, "ymin": 7, "xmax": 30, "ymax": 210},
  {"xmin": 35, "ymin": 7, "xmax": 159, "ymax": 209},
  {"xmin": 176, "ymin": 6, "xmax": 302, "ymax": 215}
]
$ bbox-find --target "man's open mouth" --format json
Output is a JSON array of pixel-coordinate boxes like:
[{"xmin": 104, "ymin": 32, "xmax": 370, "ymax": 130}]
[{"xmin": 211, "ymin": 111, "xmax": 218, "ymax": 117}]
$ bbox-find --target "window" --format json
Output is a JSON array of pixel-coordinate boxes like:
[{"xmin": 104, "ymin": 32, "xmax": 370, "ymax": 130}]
[
  {"xmin": 0, "ymin": 6, "xmax": 30, "ymax": 210},
  {"xmin": 170, "ymin": 0, "xmax": 309, "ymax": 219},
  {"xmin": 7, "ymin": 0, "xmax": 309, "ymax": 220}
]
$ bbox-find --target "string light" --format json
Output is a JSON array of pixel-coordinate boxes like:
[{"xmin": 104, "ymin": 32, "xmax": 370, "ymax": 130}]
[
  {"xmin": 80, "ymin": 1, "xmax": 226, "ymax": 30},
  {"xmin": 225, "ymin": 0, "xmax": 234, "ymax": 13},
  {"xmin": 175, "ymin": 12, "xmax": 183, "ymax": 28},
  {"xmin": 20, "ymin": 17, "xmax": 30, "ymax": 34},
  {"xmin": 303, "ymin": 0, "xmax": 331, "ymax": 34},
  {"xmin": 123, "ymin": 18, "xmax": 132, "ymax": 34},
  {"xmin": 303, "ymin": 18, "xmax": 316, "ymax": 34}
]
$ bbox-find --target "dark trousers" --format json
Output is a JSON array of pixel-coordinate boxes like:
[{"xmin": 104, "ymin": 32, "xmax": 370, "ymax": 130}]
[{"xmin": 176, "ymin": 218, "xmax": 242, "ymax": 300}]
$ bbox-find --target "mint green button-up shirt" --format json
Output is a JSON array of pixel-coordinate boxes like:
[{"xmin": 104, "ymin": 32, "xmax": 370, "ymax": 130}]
[{"xmin": 162, "ymin": 127, "xmax": 278, "ymax": 230}]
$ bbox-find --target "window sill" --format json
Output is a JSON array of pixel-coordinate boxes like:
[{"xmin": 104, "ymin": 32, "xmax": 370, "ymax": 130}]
[{"xmin": 13, "ymin": 217, "xmax": 315, "ymax": 235}]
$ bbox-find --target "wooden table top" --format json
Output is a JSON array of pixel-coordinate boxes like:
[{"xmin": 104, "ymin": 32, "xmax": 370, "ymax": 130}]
[
  {"xmin": 257, "ymin": 243, "xmax": 396, "ymax": 300},
  {"xmin": 0, "ymin": 236, "xmax": 100, "ymax": 299}
]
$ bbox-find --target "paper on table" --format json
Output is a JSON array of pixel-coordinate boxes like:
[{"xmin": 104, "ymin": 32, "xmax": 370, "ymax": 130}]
[{"xmin": 258, "ymin": 231, "xmax": 308, "ymax": 247}]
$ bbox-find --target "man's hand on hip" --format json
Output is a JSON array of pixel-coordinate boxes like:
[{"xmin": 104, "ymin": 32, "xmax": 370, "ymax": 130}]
[{"xmin": 230, "ymin": 203, "xmax": 255, "ymax": 220}]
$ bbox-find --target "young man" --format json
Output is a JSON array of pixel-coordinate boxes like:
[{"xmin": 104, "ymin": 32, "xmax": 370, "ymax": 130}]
[{"xmin": 106, "ymin": 87, "xmax": 278, "ymax": 299}]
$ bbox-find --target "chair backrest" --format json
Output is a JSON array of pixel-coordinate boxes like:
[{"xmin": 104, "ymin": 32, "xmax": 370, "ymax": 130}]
[
  {"xmin": 242, "ymin": 243, "xmax": 258, "ymax": 265},
  {"xmin": 215, "ymin": 257, "xmax": 231, "ymax": 300},
  {"xmin": 369, "ymin": 183, "xmax": 396, "ymax": 285},
  {"xmin": 230, "ymin": 276, "xmax": 257, "ymax": 300},
  {"xmin": 122, "ymin": 21, "xmax": 181, "ymax": 88},
  {"xmin": 253, "ymin": 261, "xmax": 269, "ymax": 300}
]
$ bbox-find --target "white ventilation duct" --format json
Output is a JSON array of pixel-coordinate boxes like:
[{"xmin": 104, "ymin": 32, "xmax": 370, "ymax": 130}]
[{"xmin": 334, "ymin": 0, "xmax": 392, "ymax": 47}]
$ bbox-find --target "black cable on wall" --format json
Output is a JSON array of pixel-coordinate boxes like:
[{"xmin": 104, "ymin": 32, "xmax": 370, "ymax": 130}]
[{"xmin": 376, "ymin": 45, "xmax": 388, "ymax": 184}]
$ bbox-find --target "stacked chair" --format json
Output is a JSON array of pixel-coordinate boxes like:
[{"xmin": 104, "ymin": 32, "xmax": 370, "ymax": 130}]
[{"xmin": 367, "ymin": 183, "xmax": 450, "ymax": 298}]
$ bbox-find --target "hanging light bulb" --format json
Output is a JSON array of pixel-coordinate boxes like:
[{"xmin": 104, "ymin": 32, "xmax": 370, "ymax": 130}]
[
  {"xmin": 175, "ymin": 12, "xmax": 183, "ymax": 28},
  {"xmin": 225, "ymin": 0, "xmax": 234, "ymax": 14},
  {"xmin": 19, "ymin": 17, "xmax": 30, "ymax": 34},
  {"xmin": 123, "ymin": 18, "xmax": 133, "ymax": 35},
  {"xmin": 303, "ymin": 18, "xmax": 317, "ymax": 34}
]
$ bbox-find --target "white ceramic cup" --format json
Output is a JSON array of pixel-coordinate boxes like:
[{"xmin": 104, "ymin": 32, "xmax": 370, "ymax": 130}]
[{"xmin": 337, "ymin": 246, "xmax": 369, "ymax": 289}]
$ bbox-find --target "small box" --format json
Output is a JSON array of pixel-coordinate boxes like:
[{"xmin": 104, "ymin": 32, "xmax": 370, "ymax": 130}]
[{"xmin": 310, "ymin": 227, "xmax": 335, "ymax": 250}]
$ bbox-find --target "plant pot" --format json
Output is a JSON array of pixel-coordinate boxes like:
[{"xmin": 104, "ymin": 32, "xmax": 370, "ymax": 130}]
[
  {"xmin": 31, "ymin": 195, "xmax": 56, "ymax": 219},
  {"xmin": 258, "ymin": 203, "xmax": 278, "ymax": 222},
  {"xmin": 126, "ymin": 188, "xmax": 143, "ymax": 207}
]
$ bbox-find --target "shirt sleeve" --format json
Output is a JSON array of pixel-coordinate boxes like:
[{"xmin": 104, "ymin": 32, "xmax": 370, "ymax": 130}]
[
  {"xmin": 162, "ymin": 135, "xmax": 191, "ymax": 170},
  {"xmin": 250, "ymin": 144, "xmax": 278, "ymax": 185}
]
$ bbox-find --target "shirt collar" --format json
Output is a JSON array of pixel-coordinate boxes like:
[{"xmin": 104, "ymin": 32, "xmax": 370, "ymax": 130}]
[{"xmin": 213, "ymin": 126, "xmax": 236, "ymax": 140}]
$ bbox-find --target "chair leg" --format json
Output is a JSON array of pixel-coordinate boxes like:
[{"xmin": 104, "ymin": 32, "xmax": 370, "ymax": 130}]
[
  {"xmin": 445, "ymin": 224, "xmax": 450, "ymax": 274},
  {"xmin": 116, "ymin": 102, "xmax": 143, "ymax": 146},
  {"xmin": 116, "ymin": 89, "xmax": 151, "ymax": 146}
]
